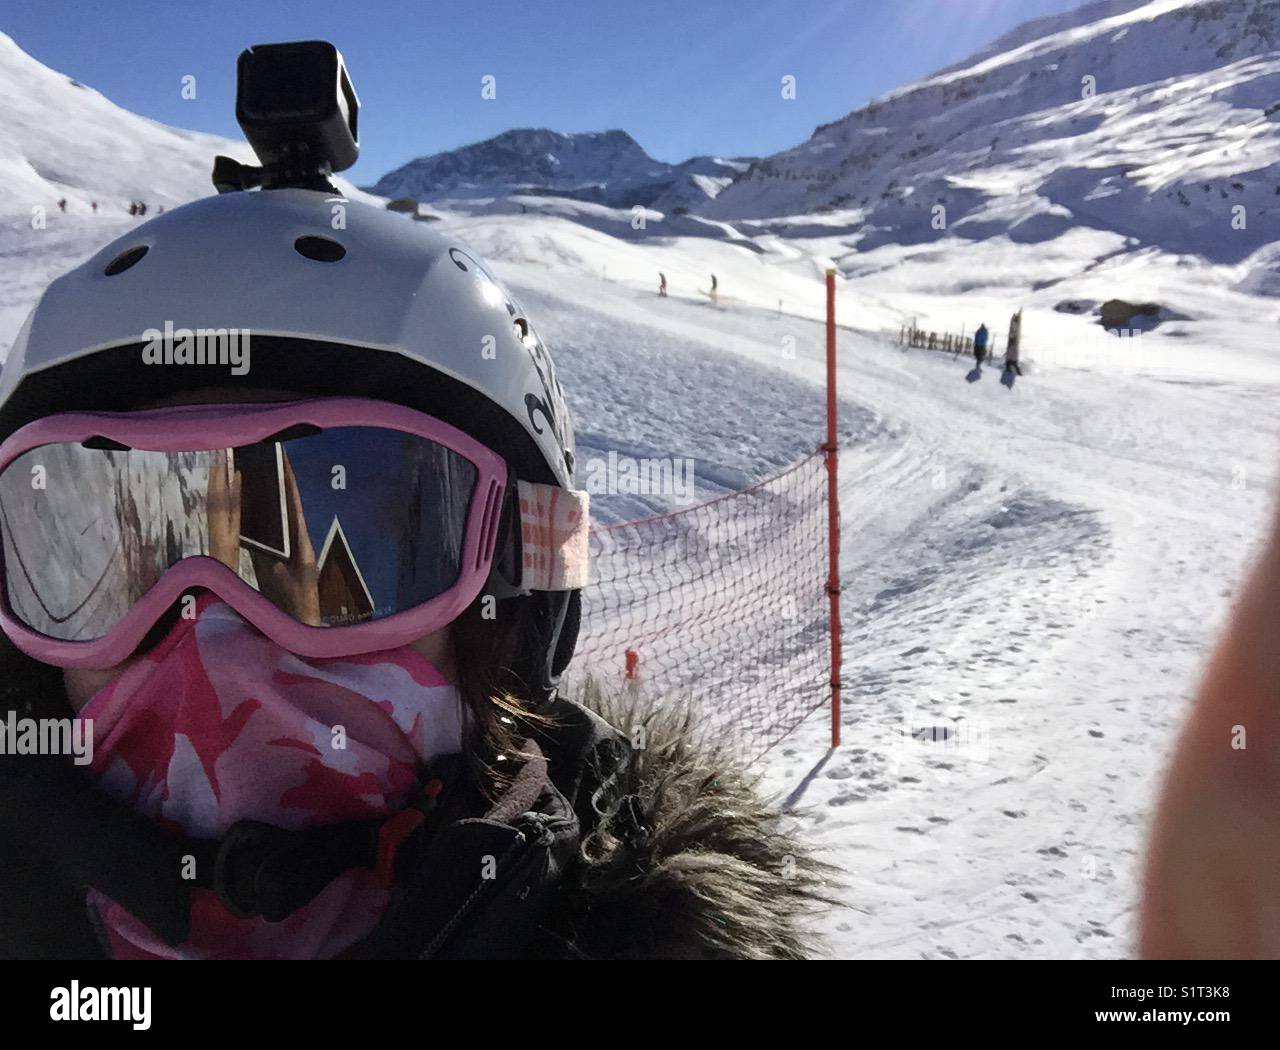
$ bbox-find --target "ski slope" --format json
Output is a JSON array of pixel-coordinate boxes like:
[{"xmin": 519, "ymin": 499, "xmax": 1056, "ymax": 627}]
[{"xmin": 485, "ymin": 257, "xmax": 1280, "ymax": 960}]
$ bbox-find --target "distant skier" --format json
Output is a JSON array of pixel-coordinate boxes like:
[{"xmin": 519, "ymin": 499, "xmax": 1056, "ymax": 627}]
[
  {"xmin": 1004, "ymin": 339, "xmax": 1022, "ymax": 377},
  {"xmin": 974, "ymin": 323, "xmax": 989, "ymax": 366},
  {"xmin": 659, "ymin": 272, "xmax": 668, "ymax": 297},
  {"xmin": 129, "ymin": 202, "xmax": 138, "ymax": 216},
  {"xmin": 57, "ymin": 198, "xmax": 67, "ymax": 213},
  {"xmin": 710, "ymin": 273, "xmax": 718, "ymax": 304},
  {"xmin": 91, "ymin": 201, "xmax": 98, "ymax": 213},
  {"xmin": 139, "ymin": 202, "xmax": 148, "ymax": 217},
  {"xmin": 1004, "ymin": 310, "xmax": 1023, "ymax": 376}
]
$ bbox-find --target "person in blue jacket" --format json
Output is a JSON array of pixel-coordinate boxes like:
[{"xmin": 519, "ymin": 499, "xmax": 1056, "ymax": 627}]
[{"xmin": 973, "ymin": 323, "xmax": 989, "ymax": 366}]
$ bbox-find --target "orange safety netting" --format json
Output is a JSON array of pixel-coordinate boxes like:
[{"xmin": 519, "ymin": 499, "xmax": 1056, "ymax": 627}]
[{"xmin": 572, "ymin": 451, "xmax": 832, "ymax": 761}]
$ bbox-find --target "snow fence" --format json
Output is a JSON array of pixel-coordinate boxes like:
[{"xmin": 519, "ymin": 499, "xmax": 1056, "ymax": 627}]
[{"xmin": 572, "ymin": 450, "xmax": 832, "ymax": 762}]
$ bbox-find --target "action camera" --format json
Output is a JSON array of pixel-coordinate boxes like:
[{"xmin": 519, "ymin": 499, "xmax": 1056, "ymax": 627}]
[{"xmin": 214, "ymin": 40, "xmax": 359, "ymax": 192}]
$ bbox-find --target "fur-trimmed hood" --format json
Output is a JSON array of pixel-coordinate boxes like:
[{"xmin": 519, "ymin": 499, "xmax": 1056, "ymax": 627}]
[
  {"xmin": 343, "ymin": 682, "xmax": 835, "ymax": 960},
  {"xmin": 550, "ymin": 682, "xmax": 833, "ymax": 960}
]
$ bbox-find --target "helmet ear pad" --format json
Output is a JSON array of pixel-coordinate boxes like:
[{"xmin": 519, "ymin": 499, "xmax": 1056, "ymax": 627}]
[
  {"xmin": 452, "ymin": 588, "xmax": 580, "ymax": 708},
  {"xmin": 479, "ymin": 477, "xmax": 579, "ymax": 699},
  {"xmin": 515, "ymin": 589, "xmax": 578, "ymax": 705},
  {"xmin": 551, "ymin": 590, "xmax": 581, "ymax": 680}
]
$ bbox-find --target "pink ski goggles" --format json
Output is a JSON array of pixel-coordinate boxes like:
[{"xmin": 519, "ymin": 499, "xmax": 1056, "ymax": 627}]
[{"xmin": 0, "ymin": 398, "xmax": 587, "ymax": 670}]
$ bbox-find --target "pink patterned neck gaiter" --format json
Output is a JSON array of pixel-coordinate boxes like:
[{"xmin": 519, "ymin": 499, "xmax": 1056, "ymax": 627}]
[{"xmin": 79, "ymin": 598, "xmax": 464, "ymax": 960}]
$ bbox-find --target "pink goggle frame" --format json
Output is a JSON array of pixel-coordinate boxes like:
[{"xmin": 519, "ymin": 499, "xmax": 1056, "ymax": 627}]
[{"xmin": 0, "ymin": 398, "xmax": 508, "ymax": 669}]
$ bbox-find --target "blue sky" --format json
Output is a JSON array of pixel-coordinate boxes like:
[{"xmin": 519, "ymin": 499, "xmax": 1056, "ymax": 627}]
[{"xmin": 5, "ymin": 0, "xmax": 1090, "ymax": 182}]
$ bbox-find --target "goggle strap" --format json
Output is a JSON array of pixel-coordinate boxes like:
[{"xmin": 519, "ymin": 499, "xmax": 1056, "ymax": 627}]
[{"xmin": 516, "ymin": 480, "xmax": 590, "ymax": 591}]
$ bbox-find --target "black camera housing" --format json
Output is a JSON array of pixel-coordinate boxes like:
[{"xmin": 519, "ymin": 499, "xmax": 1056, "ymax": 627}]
[{"xmin": 235, "ymin": 40, "xmax": 359, "ymax": 177}]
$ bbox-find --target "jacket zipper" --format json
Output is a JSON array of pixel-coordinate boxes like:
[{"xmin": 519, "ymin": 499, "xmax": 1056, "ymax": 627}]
[{"xmin": 417, "ymin": 832, "xmax": 527, "ymax": 959}]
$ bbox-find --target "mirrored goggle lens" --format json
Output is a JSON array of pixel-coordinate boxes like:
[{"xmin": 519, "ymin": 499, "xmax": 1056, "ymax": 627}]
[{"xmin": 0, "ymin": 427, "xmax": 478, "ymax": 641}]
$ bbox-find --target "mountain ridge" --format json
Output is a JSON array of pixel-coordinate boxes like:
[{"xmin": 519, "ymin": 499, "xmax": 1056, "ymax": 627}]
[
  {"xmin": 704, "ymin": 0, "xmax": 1280, "ymax": 267},
  {"xmin": 368, "ymin": 126, "xmax": 753, "ymax": 213}
]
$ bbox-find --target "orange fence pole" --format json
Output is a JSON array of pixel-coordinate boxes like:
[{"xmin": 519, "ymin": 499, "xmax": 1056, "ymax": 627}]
[{"xmin": 825, "ymin": 269, "xmax": 843, "ymax": 749}]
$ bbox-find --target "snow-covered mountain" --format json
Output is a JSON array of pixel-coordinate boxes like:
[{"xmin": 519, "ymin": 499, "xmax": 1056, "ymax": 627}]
[
  {"xmin": 708, "ymin": 0, "xmax": 1280, "ymax": 265},
  {"xmin": 0, "ymin": 32, "xmax": 256, "ymax": 218},
  {"xmin": 0, "ymin": 31, "xmax": 383, "ymax": 221},
  {"xmin": 369, "ymin": 127, "xmax": 751, "ymax": 211},
  {"xmin": 649, "ymin": 153, "xmax": 753, "ymax": 213}
]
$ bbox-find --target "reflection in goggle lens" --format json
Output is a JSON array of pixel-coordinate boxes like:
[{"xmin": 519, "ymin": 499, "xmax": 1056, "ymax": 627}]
[{"xmin": 0, "ymin": 427, "xmax": 478, "ymax": 641}]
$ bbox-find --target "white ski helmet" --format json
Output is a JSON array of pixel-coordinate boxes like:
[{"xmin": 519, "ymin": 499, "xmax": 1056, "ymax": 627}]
[
  {"xmin": 0, "ymin": 188, "xmax": 575, "ymax": 488},
  {"xmin": 0, "ymin": 188, "xmax": 583, "ymax": 690}
]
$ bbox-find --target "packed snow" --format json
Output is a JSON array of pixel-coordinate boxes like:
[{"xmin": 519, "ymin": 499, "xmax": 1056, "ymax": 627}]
[{"xmin": 3, "ymin": 0, "xmax": 1280, "ymax": 959}]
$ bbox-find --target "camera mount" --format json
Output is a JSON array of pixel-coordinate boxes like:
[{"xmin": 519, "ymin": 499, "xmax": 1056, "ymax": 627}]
[{"xmin": 213, "ymin": 40, "xmax": 360, "ymax": 194}]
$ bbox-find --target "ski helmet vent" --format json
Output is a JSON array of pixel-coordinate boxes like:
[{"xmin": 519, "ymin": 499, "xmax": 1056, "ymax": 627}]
[
  {"xmin": 294, "ymin": 235, "xmax": 346, "ymax": 262},
  {"xmin": 103, "ymin": 245, "xmax": 149, "ymax": 276}
]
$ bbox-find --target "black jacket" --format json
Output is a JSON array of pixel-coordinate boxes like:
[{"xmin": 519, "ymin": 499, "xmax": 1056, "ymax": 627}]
[{"xmin": 0, "ymin": 670, "xmax": 830, "ymax": 960}]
